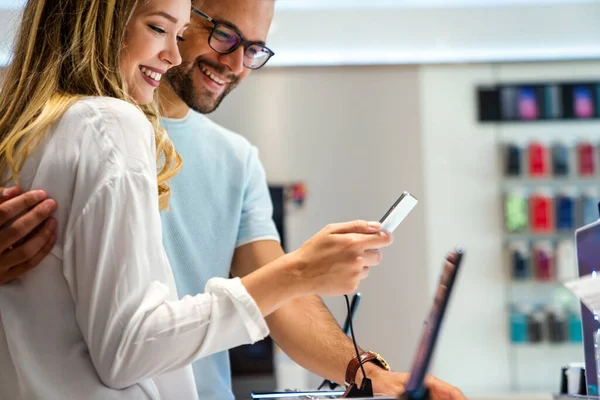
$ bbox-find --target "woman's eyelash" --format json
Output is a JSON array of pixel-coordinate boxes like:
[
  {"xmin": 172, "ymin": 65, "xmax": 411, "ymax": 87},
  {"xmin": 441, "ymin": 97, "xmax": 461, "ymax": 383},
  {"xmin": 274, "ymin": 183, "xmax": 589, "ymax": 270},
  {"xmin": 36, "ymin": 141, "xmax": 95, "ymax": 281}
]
[
  {"xmin": 149, "ymin": 25, "xmax": 166, "ymax": 35},
  {"xmin": 149, "ymin": 25, "xmax": 184, "ymax": 42}
]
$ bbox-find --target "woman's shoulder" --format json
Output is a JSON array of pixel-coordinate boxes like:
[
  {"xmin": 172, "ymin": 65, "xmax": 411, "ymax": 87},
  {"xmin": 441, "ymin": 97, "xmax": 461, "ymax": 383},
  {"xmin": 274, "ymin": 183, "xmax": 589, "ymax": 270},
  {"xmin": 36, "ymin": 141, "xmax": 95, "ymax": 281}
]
[
  {"xmin": 56, "ymin": 96, "xmax": 156, "ymax": 173},
  {"xmin": 64, "ymin": 97, "xmax": 152, "ymax": 131}
]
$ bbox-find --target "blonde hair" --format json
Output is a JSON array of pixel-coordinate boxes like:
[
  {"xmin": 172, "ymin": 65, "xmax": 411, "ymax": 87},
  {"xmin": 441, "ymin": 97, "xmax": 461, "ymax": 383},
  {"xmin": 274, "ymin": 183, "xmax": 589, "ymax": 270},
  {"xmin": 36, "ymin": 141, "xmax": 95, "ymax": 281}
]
[{"xmin": 0, "ymin": 0, "xmax": 182, "ymax": 210}]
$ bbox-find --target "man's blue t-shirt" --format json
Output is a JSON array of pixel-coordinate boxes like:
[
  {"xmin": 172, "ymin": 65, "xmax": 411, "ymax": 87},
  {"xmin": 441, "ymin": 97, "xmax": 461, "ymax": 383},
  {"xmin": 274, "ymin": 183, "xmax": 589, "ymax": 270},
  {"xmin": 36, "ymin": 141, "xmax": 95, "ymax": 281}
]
[{"xmin": 160, "ymin": 111, "xmax": 280, "ymax": 399}]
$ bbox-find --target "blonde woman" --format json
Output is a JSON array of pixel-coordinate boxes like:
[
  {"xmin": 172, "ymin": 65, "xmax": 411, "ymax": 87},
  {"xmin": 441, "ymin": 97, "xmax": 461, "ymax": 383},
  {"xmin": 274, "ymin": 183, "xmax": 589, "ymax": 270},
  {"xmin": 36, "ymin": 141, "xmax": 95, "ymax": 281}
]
[{"xmin": 0, "ymin": 0, "xmax": 392, "ymax": 398}]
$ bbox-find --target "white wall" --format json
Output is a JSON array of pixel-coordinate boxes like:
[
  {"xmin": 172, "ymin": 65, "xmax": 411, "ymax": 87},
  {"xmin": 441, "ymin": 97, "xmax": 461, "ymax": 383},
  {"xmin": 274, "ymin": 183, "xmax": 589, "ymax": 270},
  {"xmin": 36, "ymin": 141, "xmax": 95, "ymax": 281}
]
[{"xmin": 418, "ymin": 64, "xmax": 511, "ymax": 393}]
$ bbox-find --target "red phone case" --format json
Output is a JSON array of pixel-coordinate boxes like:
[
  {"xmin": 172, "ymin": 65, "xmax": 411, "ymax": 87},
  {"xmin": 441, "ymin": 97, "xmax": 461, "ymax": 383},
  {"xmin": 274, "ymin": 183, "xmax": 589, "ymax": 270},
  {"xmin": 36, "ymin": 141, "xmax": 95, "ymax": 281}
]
[
  {"xmin": 528, "ymin": 143, "xmax": 548, "ymax": 177},
  {"xmin": 530, "ymin": 194, "xmax": 554, "ymax": 234}
]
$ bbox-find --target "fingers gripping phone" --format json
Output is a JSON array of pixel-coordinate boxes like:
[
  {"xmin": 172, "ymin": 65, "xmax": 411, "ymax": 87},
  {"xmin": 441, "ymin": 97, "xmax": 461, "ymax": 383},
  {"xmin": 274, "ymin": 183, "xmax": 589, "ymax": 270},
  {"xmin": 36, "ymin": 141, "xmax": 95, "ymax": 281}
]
[{"xmin": 379, "ymin": 191, "xmax": 418, "ymax": 233}]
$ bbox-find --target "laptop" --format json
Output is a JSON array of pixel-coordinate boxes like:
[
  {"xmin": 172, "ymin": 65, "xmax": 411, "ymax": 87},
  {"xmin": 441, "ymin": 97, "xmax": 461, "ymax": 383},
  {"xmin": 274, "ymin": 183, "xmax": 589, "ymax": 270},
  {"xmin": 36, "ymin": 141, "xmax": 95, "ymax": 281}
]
[
  {"xmin": 574, "ymin": 220, "xmax": 600, "ymax": 396},
  {"xmin": 250, "ymin": 248, "xmax": 464, "ymax": 400}
]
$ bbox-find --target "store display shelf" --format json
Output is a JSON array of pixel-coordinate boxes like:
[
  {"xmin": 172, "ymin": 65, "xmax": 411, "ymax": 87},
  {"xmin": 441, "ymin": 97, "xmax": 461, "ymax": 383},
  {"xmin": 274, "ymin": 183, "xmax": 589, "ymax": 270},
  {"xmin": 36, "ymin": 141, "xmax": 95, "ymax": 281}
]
[
  {"xmin": 502, "ymin": 179, "xmax": 600, "ymax": 193},
  {"xmin": 496, "ymin": 123, "xmax": 600, "ymax": 146},
  {"xmin": 509, "ymin": 280, "xmax": 565, "ymax": 287},
  {"xmin": 504, "ymin": 233, "xmax": 574, "ymax": 242},
  {"xmin": 509, "ymin": 342, "xmax": 582, "ymax": 348}
]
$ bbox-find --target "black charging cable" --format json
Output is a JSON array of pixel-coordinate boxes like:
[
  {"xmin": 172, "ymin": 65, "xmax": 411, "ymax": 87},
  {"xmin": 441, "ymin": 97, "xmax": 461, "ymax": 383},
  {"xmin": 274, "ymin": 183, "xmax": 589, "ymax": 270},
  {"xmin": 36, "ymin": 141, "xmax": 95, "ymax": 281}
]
[
  {"xmin": 341, "ymin": 294, "xmax": 374, "ymax": 397},
  {"xmin": 344, "ymin": 294, "xmax": 367, "ymax": 382}
]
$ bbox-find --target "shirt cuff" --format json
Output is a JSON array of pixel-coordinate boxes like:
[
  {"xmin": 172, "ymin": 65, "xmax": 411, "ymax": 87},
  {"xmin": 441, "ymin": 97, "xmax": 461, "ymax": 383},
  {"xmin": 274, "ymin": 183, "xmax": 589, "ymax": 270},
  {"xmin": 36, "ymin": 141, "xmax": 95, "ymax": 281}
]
[
  {"xmin": 236, "ymin": 235, "xmax": 280, "ymax": 248},
  {"xmin": 205, "ymin": 277, "xmax": 269, "ymax": 343}
]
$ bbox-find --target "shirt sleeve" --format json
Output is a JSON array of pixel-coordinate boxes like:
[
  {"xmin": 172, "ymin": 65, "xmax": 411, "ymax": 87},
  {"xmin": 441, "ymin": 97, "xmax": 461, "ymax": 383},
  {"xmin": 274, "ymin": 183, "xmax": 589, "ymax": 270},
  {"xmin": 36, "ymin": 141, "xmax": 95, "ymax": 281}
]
[
  {"xmin": 61, "ymin": 112, "xmax": 269, "ymax": 390},
  {"xmin": 236, "ymin": 147, "xmax": 281, "ymax": 247}
]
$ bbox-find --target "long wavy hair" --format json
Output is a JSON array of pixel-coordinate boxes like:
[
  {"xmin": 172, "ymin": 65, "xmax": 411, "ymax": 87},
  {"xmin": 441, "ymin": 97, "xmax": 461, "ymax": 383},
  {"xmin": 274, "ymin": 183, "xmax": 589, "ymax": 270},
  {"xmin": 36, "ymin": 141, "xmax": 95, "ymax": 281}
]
[{"xmin": 0, "ymin": 0, "xmax": 182, "ymax": 210}]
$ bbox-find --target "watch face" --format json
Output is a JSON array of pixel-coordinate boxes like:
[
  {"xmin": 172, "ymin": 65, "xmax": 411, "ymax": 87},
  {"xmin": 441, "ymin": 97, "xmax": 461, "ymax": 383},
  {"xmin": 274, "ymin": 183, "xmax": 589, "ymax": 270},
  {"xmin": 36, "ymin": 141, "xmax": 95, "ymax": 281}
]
[{"xmin": 375, "ymin": 354, "xmax": 390, "ymax": 370}]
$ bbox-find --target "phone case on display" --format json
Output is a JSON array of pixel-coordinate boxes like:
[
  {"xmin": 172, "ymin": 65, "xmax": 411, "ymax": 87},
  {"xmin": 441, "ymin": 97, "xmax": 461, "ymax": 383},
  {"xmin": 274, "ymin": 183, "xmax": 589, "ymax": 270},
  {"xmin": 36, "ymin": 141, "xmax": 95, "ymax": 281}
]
[
  {"xmin": 568, "ymin": 310, "xmax": 583, "ymax": 343},
  {"xmin": 530, "ymin": 193, "xmax": 554, "ymax": 234},
  {"xmin": 547, "ymin": 307, "xmax": 568, "ymax": 343},
  {"xmin": 545, "ymin": 85, "xmax": 563, "ymax": 119},
  {"xmin": 510, "ymin": 307, "xmax": 530, "ymax": 343},
  {"xmin": 478, "ymin": 87, "xmax": 501, "ymax": 121},
  {"xmin": 504, "ymin": 192, "xmax": 529, "ymax": 232},
  {"xmin": 528, "ymin": 310, "xmax": 545, "ymax": 343},
  {"xmin": 505, "ymin": 144, "xmax": 523, "ymax": 177},
  {"xmin": 552, "ymin": 144, "xmax": 570, "ymax": 177},
  {"xmin": 556, "ymin": 240, "xmax": 578, "ymax": 282},
  {"xmin": 509, "ymin": 243, "xmax": 530, "ymax": 280},
  {"xmin": 577, "ymin": 142, "xmax": 596, "ymax": 177},
  {"xmin": 555, "ymin": 194, "xmax": 576, "ymax": 232},
  {"xmin": 596, "ymin": 84, "xmax": 600, "ymax": 117},
  {"xmin": 532, "ymin": 242, "xmax": 554, "ymax": 281},
  {"xmin": 580, "ymin": 192, "xmax": 599, "ymax": 227},
  {"xmin": 501, "ymin": 87, "xmax": 519, "ymax": 120},
  {"xmin": 529, "ymin": 142, "xmax": 549, "ymax": 177}
]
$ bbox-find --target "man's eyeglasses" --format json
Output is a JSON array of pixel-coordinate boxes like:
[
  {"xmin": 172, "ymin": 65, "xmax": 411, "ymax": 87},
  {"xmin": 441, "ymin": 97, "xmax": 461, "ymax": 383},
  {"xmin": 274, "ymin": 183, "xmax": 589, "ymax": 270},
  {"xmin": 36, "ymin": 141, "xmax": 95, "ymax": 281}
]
[{"xmin": 191, "ymin": 7, "xmax": 275, "ymax": 70}]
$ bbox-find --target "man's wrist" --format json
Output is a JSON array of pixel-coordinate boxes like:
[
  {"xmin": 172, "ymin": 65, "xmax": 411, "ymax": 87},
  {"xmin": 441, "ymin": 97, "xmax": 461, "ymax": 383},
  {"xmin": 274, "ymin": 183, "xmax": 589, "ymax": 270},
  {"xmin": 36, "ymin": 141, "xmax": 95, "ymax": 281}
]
[
  {"xmin": 345, "ymin": 351, "xmax": 391, "ymax": 386},
  {"xmin": 355, "ymin": 361, "xmax": 386, "ymax": 384}
]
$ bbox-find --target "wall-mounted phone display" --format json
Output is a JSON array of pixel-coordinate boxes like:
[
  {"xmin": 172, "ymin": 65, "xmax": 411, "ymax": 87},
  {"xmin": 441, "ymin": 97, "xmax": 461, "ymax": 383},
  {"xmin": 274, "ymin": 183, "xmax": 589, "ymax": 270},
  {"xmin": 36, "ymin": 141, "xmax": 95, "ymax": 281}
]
[{"xmin": 478, "ymin": 81, "xmax": 600, "ymax": 122}]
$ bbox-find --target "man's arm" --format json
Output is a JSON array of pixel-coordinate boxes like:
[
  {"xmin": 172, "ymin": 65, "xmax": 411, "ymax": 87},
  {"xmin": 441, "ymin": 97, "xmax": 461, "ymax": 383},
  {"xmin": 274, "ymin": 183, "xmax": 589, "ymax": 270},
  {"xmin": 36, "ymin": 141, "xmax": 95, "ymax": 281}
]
[
  {"xmin": 0, "ymin": 186, "xmax": 57, "ymax": 284},
  {"xmin": 231, "ymin": 240, "xmax": 466, "ymax": 399},
  {"xmin": 232, "ymin": 240, "xmax": 358, "ymax": 382}
]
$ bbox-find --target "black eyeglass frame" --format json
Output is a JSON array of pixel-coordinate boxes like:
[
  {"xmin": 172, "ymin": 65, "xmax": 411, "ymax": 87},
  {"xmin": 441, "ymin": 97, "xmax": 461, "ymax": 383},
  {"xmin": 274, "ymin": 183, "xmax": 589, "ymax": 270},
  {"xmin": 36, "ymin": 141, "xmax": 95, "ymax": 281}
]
[{"xmin": 191, "ymin": 7, "xmax": 275, "ymax": 70}]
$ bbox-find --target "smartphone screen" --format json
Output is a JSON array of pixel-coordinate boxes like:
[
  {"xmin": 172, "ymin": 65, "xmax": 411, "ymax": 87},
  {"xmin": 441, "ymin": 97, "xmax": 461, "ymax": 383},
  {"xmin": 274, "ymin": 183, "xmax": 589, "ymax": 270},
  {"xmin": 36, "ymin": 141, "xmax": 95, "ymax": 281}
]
[
  {"xmin": 518, "ymin": 87, "xmax": 539, "ymax": 120},
  {"xmin": 574, "ymin": 86, "xmax": 595, "ymax": 119}
]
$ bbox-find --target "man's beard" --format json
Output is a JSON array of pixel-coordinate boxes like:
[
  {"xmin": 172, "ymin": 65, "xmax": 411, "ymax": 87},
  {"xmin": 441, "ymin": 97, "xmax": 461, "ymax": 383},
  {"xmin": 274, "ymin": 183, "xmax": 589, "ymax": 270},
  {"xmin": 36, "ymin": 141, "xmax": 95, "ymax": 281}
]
[{"xmin": 165, "ymin": 56, "xmax": 240, "ymax": 114}]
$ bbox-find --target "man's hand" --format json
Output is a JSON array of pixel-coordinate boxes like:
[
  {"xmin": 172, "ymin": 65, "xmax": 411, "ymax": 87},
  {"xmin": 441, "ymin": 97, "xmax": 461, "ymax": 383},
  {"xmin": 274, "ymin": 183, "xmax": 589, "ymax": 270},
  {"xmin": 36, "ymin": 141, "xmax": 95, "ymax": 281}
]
[
  {"xmin": 365, "ymin": 367, "xmax": 467, "ymax": 400},
  {"xmin": 0, "ymin": 186, "xmax": 57, "ymax": 284}
]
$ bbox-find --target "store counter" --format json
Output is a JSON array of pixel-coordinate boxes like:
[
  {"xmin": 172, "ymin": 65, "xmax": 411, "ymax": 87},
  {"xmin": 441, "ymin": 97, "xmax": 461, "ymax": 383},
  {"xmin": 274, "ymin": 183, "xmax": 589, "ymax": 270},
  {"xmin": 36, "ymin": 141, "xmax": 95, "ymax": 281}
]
[
  {"xmin": 246, "ymin": 393, "xmax": 575, "ymax": 400},
  {"xmin": 245, "ymin": 395, "xmax": 593, "ymax": 400},
  {"xmin": 472, "ymin": 395, "xmax": 596, "ymax": 400}
]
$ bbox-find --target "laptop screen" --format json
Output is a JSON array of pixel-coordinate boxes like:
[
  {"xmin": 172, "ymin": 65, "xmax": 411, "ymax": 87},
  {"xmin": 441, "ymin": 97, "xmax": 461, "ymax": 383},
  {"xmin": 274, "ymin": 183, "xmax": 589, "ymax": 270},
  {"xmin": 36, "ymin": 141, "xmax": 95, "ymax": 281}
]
[
  {"xmin": 575, "ymin": 222, "xmax": 600, "ymax": 396},
  {"xmin": 404, "ymin": 250, "xmax": 464, "ymax": 398}
]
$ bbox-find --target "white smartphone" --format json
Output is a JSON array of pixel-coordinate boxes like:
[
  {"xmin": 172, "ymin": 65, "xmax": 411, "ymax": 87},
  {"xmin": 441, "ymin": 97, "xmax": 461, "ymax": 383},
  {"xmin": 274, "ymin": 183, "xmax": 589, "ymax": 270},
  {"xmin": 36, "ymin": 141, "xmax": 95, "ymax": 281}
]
[{"xmin": 379, "ymin": 191, "xmax": 418, "ymax": 233}]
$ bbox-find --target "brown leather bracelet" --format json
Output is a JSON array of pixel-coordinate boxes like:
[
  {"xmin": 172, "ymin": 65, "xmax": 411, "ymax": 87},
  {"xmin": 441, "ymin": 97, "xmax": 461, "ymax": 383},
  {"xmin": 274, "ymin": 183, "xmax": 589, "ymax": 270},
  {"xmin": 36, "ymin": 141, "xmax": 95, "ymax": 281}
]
[{"xmin": 344, "ymin": 351, "xmax": 391, "ymax": 386}]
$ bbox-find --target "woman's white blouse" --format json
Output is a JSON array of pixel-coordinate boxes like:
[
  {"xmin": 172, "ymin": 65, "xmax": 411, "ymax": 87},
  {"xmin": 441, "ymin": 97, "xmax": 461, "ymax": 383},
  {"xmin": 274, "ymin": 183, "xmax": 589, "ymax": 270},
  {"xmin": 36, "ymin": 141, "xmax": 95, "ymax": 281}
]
[{"xmin": 0, "ymin": 97, "xmax": 269, "ymax": 399}]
